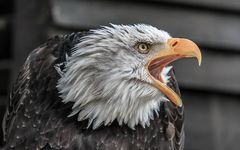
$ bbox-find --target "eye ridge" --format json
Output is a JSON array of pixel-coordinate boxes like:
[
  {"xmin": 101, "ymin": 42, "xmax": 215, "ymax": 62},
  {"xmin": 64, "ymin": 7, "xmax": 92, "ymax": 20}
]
[{"xmin": 136, "ymin": 43, "xmax": 150, "ymax": 54}]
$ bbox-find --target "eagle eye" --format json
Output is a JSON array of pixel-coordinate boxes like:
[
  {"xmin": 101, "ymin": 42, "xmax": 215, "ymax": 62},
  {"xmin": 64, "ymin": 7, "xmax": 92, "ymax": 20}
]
[{"xmin": 136, "ymin": 43, "xmax": 150, "ymax": 54}]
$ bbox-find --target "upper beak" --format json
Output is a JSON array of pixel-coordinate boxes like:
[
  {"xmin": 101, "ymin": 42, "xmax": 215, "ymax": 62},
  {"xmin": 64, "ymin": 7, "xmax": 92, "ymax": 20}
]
[{"xmin": 146, "ymin": 38, "xmax": 202, "ymax": 107}]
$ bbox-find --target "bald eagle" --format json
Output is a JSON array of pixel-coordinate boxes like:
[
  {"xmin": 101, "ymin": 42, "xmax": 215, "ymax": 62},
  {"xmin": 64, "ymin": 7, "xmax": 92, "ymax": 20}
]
[{"xmin": 1, "ymin": 24, "xmax": 201, "ymax": 150}]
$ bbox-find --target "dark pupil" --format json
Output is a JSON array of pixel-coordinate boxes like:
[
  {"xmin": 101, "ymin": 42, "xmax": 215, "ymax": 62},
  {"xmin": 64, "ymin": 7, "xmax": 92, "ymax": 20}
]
[{"xmin": 141, "ymin": 44, "xmax": 146, "ymax": 50}]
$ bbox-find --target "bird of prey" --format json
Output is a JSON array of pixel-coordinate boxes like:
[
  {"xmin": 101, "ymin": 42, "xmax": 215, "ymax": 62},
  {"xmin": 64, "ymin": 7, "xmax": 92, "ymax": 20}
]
[{"xmin": 1, "ymin": 24, "xmax": 201, "ymax": 150}]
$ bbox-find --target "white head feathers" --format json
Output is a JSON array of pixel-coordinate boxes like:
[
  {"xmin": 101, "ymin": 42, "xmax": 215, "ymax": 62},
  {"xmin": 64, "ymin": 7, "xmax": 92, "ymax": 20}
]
[{"xmin": 57, "ymin": 24, "xmax": 172, "ymax": 129}]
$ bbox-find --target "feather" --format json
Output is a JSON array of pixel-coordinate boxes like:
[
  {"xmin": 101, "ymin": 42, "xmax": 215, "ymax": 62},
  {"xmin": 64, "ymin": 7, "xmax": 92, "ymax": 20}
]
[{"xmin": 1, "ymin": 25, "xmax": 184, "ymax": 150}]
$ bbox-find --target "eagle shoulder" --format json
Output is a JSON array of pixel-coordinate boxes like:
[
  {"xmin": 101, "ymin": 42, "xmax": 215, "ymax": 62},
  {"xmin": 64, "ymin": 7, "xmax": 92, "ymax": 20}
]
[{"xmin": 2, "ymin": 33, "xmax": 88, "ymax": 149}]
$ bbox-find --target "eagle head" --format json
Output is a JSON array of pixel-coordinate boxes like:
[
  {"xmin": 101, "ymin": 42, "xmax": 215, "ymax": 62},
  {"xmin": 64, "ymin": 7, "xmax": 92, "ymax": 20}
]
[{"xmin": 57, "ymin": 24, "xmax": 201, "ymax": 129}]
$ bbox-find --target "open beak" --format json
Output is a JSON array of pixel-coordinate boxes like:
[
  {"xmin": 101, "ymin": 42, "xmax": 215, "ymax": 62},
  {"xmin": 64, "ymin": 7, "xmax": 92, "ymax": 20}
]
[{"xmin": 146, "ymin": 38, "xmax": 202, "ymax": 107}]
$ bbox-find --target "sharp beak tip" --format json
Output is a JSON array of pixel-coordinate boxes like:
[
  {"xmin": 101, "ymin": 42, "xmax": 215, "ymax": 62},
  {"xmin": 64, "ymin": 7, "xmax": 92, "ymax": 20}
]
[
  {"xmin": 196, "ymin": 52, "xmax": 202, "ymax": 66},
  {"xmin": 196, "ymin": 49, "xmax": 202, "ymax": 66},
  {"xmin": 198, "ymin": 59, "xmax": 202, "ymax": 66}
]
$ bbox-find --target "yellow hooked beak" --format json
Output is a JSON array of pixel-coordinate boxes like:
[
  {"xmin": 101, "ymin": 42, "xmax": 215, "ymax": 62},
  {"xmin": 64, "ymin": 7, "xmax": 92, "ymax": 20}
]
[{"xmin": 146, "ymin": 38, "xmax": 202, "ymax": 107}]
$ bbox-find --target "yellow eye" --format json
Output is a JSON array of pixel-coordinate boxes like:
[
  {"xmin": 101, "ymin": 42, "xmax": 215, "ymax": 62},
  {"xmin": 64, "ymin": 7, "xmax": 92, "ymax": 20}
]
[{"xmin": 137, "ymin": 43, "xmax": 150, "ymax": 54}]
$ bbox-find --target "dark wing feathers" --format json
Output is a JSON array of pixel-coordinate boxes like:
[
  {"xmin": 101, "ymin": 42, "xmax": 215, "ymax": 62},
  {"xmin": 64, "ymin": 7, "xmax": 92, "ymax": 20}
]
[
  {"xmin": 2, "ymin": 53, "xmax": 31, "ymax": 142},
  {"xmin": 2, "ymin": 33, "xmax": 86, "ymax": 149},
  {"xmin": 2, "ymin": 32, "xmax": 184, "ymax": 150}
]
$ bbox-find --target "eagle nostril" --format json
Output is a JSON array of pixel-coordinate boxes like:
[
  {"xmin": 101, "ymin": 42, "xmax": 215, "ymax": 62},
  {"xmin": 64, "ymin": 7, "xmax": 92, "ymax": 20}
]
[{"xmin": 172, "ymin": 41, "xmax": 178, "ymax": 47}]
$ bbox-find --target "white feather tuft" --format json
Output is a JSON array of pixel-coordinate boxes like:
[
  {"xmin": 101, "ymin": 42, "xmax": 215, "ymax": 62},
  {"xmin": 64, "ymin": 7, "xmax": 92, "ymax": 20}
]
[
  {"xmin": 161, "ymin": 66, "xmax": 173, "ymax": 84},
  {"xmin": 56, "ymin": 24, "xmax": 172, "ymax": 129}
]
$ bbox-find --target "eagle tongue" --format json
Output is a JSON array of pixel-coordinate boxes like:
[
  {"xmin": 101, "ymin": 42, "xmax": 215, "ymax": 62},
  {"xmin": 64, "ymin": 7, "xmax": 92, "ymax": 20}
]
[
  {"xmin": 149, "ymin": 66, "xmax": 164, "ymax": 82},
  {"xmin": 149, "ymin": 64, "xmax": 181, "ymax": 97}
]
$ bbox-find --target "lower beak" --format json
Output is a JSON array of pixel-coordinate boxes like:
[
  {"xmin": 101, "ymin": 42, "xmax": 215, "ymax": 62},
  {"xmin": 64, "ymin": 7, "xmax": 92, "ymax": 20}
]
[{"xmin": 147, "ymin": 38, "xmax": 202, "ymax": 107}]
